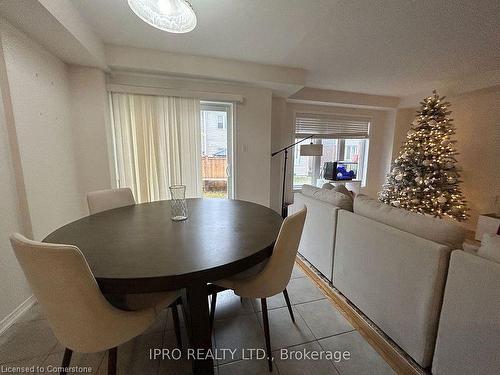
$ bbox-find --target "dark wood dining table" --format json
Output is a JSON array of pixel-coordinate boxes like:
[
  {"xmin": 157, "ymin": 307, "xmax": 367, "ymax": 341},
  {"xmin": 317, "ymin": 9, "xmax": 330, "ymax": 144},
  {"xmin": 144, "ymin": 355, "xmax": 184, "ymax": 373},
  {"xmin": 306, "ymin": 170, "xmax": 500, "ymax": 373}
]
[{"xmin": 43, "ymin": 198, "xmax": 283, "ymax": 374}]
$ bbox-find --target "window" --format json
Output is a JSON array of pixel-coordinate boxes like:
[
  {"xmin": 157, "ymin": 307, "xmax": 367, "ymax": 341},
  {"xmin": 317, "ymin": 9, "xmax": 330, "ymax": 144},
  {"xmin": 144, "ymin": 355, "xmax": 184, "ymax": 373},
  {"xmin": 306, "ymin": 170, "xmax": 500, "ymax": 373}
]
[
  {"xmin": 293, "ymin": 112, "xmax": 370, "ymax": 189},
  {"xmin": 217, "ymin": 115, "xmax": 225, "ymax": 129}
]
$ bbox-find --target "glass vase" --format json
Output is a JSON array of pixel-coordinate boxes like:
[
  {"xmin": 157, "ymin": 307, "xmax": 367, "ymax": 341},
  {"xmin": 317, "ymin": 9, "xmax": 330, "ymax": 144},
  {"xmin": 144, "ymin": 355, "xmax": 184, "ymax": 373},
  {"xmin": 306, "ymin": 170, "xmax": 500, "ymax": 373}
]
[{"xmin": 169, "ymin": 185, "xmax": 188, "ymax": 221}]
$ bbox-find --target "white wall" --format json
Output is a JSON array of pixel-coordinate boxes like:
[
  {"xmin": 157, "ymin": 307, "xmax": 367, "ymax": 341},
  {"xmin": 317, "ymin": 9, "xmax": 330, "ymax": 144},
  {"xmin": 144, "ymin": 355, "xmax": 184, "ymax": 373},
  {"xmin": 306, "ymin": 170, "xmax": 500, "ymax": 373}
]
[
  {"xmin": 234, "ymin": 87, "xmax": 272, "ymax": 206},
  {"xmin": 0, "ymin": 18, "xmax": 90, "ymax": 324},
  {"xmin": 69, "ymin": 66, "xmax": 112, "ymax": 211},
  {"xmin": 0, "ymin": 75, "xmax": 32, "ymax": 325},
  {"xmin": 0, "ymin": 20, "xmax": 84, "ymax": 240},
  {"xmin": 271, "ymin": 100, "xmax": 397, "ymax": 207},
  {"xmin": 393, "ymin": 88, "xmax": 500, "ymax": 229},
  {"xmin": 270, "ymin": 96, "xmax": 288, "ymax": 212}
]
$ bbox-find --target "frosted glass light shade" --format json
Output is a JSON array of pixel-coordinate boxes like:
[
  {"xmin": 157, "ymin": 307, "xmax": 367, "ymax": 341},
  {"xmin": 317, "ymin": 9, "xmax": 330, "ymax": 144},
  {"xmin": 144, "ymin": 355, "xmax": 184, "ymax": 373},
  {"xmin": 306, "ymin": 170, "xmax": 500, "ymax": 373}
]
[
  {"xmin": 128, "ymin": 0, "xmax": 197, "ymax": 33},
  {"xmin": 300, "ymin": 143, "xmax": 323, "ymax": 156}
]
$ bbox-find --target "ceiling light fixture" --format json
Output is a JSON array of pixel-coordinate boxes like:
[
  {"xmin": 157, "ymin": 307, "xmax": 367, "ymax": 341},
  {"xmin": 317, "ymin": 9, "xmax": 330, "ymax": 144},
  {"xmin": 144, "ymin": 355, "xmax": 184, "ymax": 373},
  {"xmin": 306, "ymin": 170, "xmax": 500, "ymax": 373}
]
[{"xmin": 128, "ymin": 0, "xmax": 197, "ymax": 34}]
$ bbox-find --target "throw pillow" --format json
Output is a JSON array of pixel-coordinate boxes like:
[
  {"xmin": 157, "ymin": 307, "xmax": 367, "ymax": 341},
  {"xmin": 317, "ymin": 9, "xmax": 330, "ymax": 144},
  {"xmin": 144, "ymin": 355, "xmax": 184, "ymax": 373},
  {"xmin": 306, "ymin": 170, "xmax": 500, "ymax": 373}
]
[
  {"xmin": 301, "ymin": 184, "xmax": 321, "ymax": 197},
  {"xmin": 321, "ymin": 182, "xmax": 354, "ymax": 198},
  {"xmin": 333, "ymin": 184, "xmax": 352, "ymax": 198},
  {"xmin": 301, "ymin": 184, "xmax": 353, "ymax": 211}
]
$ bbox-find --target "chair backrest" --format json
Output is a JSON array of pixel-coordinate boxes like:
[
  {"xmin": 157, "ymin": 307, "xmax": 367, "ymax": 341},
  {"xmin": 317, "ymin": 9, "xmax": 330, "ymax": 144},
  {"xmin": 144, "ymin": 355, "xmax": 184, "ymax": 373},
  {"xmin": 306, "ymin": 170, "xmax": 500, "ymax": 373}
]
[
  {"xmin": 268, "ymin": 206, "xmax": 307, "ymax": 288},
  {"xmin": 235, "ymin": 207, "xmax": 307, "ymax": 298},
  {"xmin": 9, "ymin": 233, "xmax": 142, "ymax": 352},
  {"xmin": 87, "ymin": 187, "xmax": 135, "ymax": 215}
]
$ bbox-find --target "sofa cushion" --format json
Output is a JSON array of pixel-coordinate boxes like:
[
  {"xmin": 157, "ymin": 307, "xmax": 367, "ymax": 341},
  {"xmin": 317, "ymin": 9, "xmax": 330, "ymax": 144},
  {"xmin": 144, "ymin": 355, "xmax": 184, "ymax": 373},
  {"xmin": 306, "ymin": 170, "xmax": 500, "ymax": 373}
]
[
  {"xmin": 322, "ymin": 183, "xmax": 334, "ymax": 190},
  {"xmin": 353, "ymin": 195, "xmax": 465, "ymax": 249},
  {"xmin": 477, "ymin": 234, "xmax": 500, "ymax": 263},
  {"xmin": 301, "ymin": 184, "xmax": 353, "ymax": 211}
]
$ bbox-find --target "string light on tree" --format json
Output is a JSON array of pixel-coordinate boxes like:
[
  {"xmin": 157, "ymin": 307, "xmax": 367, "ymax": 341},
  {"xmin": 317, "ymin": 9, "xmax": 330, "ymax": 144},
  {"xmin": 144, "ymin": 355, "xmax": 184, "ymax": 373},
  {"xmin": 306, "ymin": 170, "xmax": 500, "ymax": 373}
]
[{"xmin": 378, "ymin": 90, "xmax": 469, "ymax": 221}]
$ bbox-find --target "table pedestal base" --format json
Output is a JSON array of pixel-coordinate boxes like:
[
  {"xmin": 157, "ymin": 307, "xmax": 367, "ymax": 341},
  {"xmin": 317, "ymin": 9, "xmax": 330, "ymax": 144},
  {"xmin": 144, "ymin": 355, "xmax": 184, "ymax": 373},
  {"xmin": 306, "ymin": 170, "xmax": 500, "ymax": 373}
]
[{"xmin": 182, "ymin": 283, "xmax": 214, "ymax": 375}]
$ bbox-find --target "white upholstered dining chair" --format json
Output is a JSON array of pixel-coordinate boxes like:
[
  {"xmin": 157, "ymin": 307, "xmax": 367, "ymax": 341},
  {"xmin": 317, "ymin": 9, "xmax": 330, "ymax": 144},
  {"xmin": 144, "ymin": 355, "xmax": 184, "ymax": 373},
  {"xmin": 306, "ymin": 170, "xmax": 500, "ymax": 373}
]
[
  {"xmin": 86, "ymin": 187, "xmax": 135, "ymax": 215},
  {"xmin": 210, "ymin": 207, "xmax": 307, "ymax": 372},
  {"xmin": 86, "ymin": 187, "xmax": 183, "ymax": 345},
  {"xmin": 10, "ymin": 234, "xmax": 180, "ymax": 375}
]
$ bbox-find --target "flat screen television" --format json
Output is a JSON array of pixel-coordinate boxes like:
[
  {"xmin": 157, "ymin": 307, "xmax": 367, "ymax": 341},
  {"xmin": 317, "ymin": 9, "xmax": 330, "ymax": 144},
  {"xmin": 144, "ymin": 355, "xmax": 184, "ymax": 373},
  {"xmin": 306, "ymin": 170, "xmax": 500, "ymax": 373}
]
[{"xmin": 323, "ymin": 161, "xmax": 358, "ymax": 181}]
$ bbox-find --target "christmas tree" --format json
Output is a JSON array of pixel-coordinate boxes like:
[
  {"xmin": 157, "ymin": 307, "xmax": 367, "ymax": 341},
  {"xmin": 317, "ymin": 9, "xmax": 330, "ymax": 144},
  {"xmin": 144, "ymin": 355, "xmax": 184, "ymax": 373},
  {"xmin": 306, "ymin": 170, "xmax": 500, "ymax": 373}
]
[{"xmin": 379, "ymin": 90, "xmax": 468, "ymax": 221}]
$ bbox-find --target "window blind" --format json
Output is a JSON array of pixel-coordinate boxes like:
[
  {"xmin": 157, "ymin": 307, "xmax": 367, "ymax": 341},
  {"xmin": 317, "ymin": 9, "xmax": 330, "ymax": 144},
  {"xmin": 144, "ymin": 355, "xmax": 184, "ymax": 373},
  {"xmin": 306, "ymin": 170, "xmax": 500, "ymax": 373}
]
[{"xmin": 295, "ymin": 112, "xmax": 370, "ymax": 138}]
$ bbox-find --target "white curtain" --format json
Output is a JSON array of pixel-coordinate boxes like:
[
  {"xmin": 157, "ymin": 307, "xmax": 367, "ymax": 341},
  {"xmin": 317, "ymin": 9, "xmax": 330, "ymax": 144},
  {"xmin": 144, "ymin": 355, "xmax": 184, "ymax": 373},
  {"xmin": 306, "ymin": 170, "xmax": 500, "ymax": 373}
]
[{"xmin": 110, "ymin": 93, "xmax": 202, "ymax": 203}]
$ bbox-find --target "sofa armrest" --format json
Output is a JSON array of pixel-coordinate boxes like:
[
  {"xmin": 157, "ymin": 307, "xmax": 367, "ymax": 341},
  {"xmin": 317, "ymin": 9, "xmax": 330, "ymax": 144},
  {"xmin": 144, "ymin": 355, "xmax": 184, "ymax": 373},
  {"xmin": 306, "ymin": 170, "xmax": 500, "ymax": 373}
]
[
  {"xmin": 290, "ymin": 193, "xmax": 339, "ymax": 281},
  {"xmin": 432, "ymin": 251, "xmax": 500, "ymax": 375}
]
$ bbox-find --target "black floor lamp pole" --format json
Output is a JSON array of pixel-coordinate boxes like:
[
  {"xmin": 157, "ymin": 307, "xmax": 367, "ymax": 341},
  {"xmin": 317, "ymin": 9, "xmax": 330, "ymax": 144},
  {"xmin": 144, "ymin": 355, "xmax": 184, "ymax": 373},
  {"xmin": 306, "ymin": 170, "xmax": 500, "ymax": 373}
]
[
  {"xmin": 280, "ymin": 149, "xmax": 288, "ymax": 218},
  {"xmin": 272, "ymin": 135, "xmax": 313, "ymax": 218}
]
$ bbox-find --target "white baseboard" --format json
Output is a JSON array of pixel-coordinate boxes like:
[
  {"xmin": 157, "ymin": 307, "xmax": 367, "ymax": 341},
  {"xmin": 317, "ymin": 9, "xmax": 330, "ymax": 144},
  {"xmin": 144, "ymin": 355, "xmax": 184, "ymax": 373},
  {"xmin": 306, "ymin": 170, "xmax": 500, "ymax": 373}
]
[{"xmin": 0, "ymin": 295, "xmax": 36, "ymax": 336}]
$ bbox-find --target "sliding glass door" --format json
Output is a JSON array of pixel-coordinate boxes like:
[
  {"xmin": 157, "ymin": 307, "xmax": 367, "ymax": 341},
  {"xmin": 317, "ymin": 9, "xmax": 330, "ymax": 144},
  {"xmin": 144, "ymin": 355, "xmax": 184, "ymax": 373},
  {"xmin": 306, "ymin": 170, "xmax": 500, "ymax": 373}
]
[
  {"xmin": 109, "ymin": 93, "xmax": 234, "ymax": 202},
  {"xmin": 200, "ymin": 102, "xmax": 233, "ymax": 199}
]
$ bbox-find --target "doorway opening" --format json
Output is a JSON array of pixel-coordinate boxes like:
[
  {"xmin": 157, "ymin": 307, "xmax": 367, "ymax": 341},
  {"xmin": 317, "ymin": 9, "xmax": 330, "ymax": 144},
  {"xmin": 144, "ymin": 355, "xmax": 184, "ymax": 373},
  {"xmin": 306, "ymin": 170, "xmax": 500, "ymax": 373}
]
[{"xmin": 200, "ymin": 102, "xmax": 234, "ymax": 199}]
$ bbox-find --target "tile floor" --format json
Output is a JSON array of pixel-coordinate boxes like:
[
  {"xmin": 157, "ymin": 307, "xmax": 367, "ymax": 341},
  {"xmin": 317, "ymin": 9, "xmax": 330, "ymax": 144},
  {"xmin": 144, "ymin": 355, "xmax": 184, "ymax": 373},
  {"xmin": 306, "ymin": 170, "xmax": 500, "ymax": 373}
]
[{"xmin": 0, "ymin": 264, "xmax": 395, "ymax": 374}]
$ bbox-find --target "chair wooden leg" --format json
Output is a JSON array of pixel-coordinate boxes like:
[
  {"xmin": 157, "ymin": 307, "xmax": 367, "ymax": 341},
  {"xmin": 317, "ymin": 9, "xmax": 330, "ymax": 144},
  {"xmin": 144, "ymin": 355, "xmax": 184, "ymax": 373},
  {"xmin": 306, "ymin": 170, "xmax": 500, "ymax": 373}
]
[
  {"xmin": 282, "ymin": 288, "xmax": 295, "ymax": 323},
  {"xmin": 108, "ymin": 347, "xmax": 117, "ymax": 375},
  {"xmin": 261, "ymin": 298, "xmax": 273, "ymax": 372},
  {"xmin": 209, "ymin": 292, "xmax": 217, "ymax": 329},
  {"xmin": 60, "ymin": 348, "xmax": 72, "ymax": 375},
  {"xmin": 171, "ymin": 304, "xmax": 182, "ymax": 349}
]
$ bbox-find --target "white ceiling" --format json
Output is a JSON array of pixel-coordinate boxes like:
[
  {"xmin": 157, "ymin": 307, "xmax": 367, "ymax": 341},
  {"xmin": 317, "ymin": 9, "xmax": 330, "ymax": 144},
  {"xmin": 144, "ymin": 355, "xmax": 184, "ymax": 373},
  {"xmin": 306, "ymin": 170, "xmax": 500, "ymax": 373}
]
[{"xmin": 71, "ymin": 0, "xmax": 500, "ymax": 97}]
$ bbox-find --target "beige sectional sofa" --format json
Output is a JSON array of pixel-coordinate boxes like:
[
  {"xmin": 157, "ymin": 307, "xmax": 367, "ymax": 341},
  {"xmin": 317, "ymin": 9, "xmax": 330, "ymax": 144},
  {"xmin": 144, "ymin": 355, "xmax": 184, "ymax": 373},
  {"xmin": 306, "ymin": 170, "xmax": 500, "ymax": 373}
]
[{"xmin": 289, "ymin": 185, "xmax": 500, "ymax": 373}]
